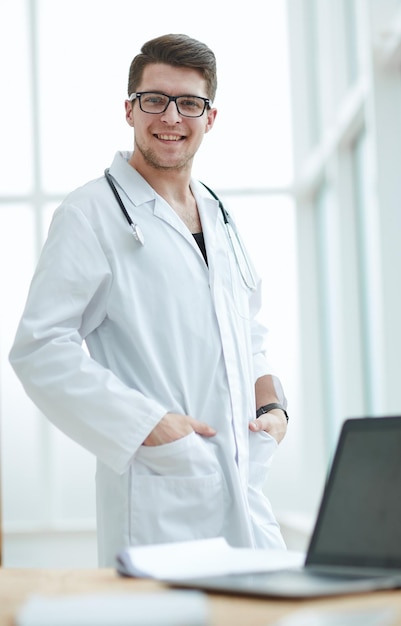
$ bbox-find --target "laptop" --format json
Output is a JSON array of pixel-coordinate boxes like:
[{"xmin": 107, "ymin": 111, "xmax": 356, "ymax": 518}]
[{"xmin": 170, "ymin": 416, "xmax": 401, "ymax": 598}]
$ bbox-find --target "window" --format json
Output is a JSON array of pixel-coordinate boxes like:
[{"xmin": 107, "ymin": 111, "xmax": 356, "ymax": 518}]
[{"xmin": 287, "ymin": 0, "xmax": 401, "ymax": 526}]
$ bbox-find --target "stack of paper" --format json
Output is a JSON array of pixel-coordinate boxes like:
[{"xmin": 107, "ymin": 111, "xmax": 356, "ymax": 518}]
[{"xmin": 116, "ymin": 536, "xmax": 304, "ymax": 579}]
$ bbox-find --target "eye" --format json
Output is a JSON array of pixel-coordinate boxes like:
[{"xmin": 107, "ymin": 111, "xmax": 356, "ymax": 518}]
[
  {"xmin": 143, "ymin": 94, "xmax": 166, "ymax": 105},
  {"xmin": 179, "ymin": 97, "xmax": 202, "ymax": 110}
]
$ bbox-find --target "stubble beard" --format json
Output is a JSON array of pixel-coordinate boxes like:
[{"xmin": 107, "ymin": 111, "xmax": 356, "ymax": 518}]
[{"xmin": 135, "ymin": 139, "xmax": 194, "ymax": 172}]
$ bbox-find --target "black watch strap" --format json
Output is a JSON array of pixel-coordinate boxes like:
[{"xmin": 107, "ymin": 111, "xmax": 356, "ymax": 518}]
[{"xmin": 256, "ymin": 402, "xmax": 289, "ymax": 422}]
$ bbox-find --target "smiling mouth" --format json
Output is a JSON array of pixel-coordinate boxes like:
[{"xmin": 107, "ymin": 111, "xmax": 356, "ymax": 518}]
[{"xmin": 155, "ymin": 134, "xmax": 184, "ymax": 141}]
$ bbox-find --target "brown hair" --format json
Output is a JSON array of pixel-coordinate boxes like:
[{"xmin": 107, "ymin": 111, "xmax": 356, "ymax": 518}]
[{"xmin": 128, "ymin": 34, "xmax": 217, "ymax": 102}]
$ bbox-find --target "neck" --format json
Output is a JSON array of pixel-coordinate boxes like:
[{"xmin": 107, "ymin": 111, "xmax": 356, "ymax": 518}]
[{"xmin": 128, "ymin": 152, "xmax": 201, "ymax": 233}]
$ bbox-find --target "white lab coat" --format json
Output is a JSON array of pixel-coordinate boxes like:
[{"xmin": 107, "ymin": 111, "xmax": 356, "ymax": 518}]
[{"xmin": 9, "ymin": 151, "xmax": 286, "ymax": 565}]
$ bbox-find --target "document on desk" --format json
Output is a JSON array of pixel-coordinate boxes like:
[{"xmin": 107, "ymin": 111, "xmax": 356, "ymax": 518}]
[{"xmin": 116, "ymin": 536, "xmax": 304, "ymax": 580}]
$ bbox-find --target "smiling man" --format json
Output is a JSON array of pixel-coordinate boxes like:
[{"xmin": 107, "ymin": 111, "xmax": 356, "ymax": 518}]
[{"xmin": 9, "ymin": 34, "xmax": 289, "ymax": 566}]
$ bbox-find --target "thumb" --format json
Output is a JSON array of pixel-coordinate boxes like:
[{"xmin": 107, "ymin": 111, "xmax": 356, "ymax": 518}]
[{"xmin": 249, "ymin": 418, "xmax": 263, "ymax": 432}]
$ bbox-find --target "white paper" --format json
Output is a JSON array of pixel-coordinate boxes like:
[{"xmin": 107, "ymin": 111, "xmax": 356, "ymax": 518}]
[
  {"xmin": 16, "ymin": 591, "xmax": 209, "ymax": 626},
  {"xmin": 116, "ymin": 537, "xmax": 304, "ymax": 580}
]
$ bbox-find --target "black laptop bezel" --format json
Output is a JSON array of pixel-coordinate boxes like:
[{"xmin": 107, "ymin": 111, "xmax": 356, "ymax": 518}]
[{"xmin": 305, "ymin": 415, "xmax": 401, "ymax": 571}]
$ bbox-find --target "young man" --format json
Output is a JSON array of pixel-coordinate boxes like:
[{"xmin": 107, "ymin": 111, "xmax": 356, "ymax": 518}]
[{"xmin": 10, "ymin": 34, "xmax": 288, "ymax": 566}]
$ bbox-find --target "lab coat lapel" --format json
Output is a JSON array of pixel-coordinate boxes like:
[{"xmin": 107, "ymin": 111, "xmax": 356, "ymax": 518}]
[
  {"xmin": 108, "ymin": 151, "xmax": 156, "ymax": 207},
  {"xmin": 192, "ymin": 181, "xmax": 220, "ymax": 271},
  {"xmin": 152, "ymin": 195, "xmax": 194, "ymax": 243}
]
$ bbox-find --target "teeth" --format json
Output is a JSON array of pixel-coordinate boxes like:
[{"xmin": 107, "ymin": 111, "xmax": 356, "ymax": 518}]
[{"xmin": 158, "ymin": 134, "xmax": 181, "ymax": 141}]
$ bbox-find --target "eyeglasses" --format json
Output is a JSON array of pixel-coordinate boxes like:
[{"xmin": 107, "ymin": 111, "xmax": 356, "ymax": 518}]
[{"xmin": 129, "ymin": 92, "xmax": 212, "ymax": 118}]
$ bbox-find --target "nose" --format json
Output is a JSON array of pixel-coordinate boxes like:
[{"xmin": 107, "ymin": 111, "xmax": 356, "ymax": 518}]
[{"xmin": 160, "ymin": 100, "xmax": 182, "ymax": 123}]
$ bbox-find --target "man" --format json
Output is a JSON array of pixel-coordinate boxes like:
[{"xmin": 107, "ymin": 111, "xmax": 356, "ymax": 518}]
[{"xmin": 9, "ymin": 33, "xmax": 288, "ymax": 566}]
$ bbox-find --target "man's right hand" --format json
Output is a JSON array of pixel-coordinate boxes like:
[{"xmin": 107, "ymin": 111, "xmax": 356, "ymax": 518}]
[{"xmin": 143, "ymin": 413, "xmax": 217, "ymax": 446}]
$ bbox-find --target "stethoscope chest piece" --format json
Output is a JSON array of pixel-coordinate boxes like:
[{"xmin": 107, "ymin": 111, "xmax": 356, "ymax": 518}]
[{"xmin": 131, "ymin": 223, "xmax": 145, "ymax": 246}]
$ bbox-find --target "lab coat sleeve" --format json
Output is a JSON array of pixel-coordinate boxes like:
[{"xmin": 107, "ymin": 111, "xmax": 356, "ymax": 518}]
[{"xmin": 9, "ymin": 204, "xmax": 167, "ymax": 474}]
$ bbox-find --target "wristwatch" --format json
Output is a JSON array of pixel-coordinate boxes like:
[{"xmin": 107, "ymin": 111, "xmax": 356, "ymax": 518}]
[{"xmin": 256, "ymin": 402, "xmax": 289, "ymax": 422}]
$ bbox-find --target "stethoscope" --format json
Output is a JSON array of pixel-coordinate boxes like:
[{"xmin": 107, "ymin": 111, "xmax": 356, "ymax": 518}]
[{"xmin": 104, "ymin": 168, "xmax": 257, "ymax": 290}]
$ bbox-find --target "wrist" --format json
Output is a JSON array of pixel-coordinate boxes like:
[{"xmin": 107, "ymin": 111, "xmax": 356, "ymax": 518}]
[{"xmin": 256, "ymin": 402, "xmax": 289, "ymax": 422}]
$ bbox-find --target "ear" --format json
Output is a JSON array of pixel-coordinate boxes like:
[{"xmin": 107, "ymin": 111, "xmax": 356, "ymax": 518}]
[
  {"xmin": 125, "ymin": 100, "xmax": 135, "ymax": 128},
  {"xmin": 204, "ymin": 107, "xmax": 217, "ymax": 134}
]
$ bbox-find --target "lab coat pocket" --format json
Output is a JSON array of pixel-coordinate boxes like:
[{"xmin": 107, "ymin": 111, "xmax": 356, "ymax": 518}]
[
  {"xmin": 248, "ymin": 431, "xmax": 278, "ymax": 492},
  {"xmin": 129, "ymin": 432, "xmax": 227, "ymax": 544}
]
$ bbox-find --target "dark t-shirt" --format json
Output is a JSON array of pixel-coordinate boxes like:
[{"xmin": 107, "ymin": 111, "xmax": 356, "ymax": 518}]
[{"xmin": 192, "ymin": 232, "xmax": 208, "ymax": 265}]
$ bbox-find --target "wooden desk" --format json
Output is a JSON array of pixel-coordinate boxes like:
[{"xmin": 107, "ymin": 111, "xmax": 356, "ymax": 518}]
[{"xmin": 0, "ymin": 569, "xmax": 400, "ymax": 626}]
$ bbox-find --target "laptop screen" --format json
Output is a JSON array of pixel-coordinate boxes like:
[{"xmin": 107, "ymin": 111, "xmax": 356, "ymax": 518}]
[{"xmin": 306, "ymin": 416, "xmax": 401, "ymax": 570}]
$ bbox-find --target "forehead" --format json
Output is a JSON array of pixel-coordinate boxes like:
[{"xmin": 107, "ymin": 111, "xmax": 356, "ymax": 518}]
[{"xmin": 138, "ymin": 63, "xmax": 208, "ymax": 97}]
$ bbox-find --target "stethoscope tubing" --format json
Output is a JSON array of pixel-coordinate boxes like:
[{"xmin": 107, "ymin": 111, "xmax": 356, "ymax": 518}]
[{"xmin": 104, "ymin": 169, "xmax": 145, "ymax": 244}]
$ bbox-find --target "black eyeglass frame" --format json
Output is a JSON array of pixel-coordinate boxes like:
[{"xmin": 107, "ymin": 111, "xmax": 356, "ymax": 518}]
[{"xmin": 129, "ymin": 92, "xmax": 212, "ymax": 118}]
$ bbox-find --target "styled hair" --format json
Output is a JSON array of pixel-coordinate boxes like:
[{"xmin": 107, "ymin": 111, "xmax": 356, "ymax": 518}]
[{"xmin": 128, "ymin": 34, "xmax": 217, "ymax": 102}]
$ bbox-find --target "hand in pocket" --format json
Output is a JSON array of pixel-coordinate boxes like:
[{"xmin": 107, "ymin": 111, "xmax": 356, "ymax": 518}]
[{"xmin": 143, "ymin": 412, "xmax": 217, "ymax": 446}]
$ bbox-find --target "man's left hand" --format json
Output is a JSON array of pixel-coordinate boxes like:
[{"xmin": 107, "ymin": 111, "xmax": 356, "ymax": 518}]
[{"xmin": 249, "ymin": 408, "xmax": 287, "ymax": 444}]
